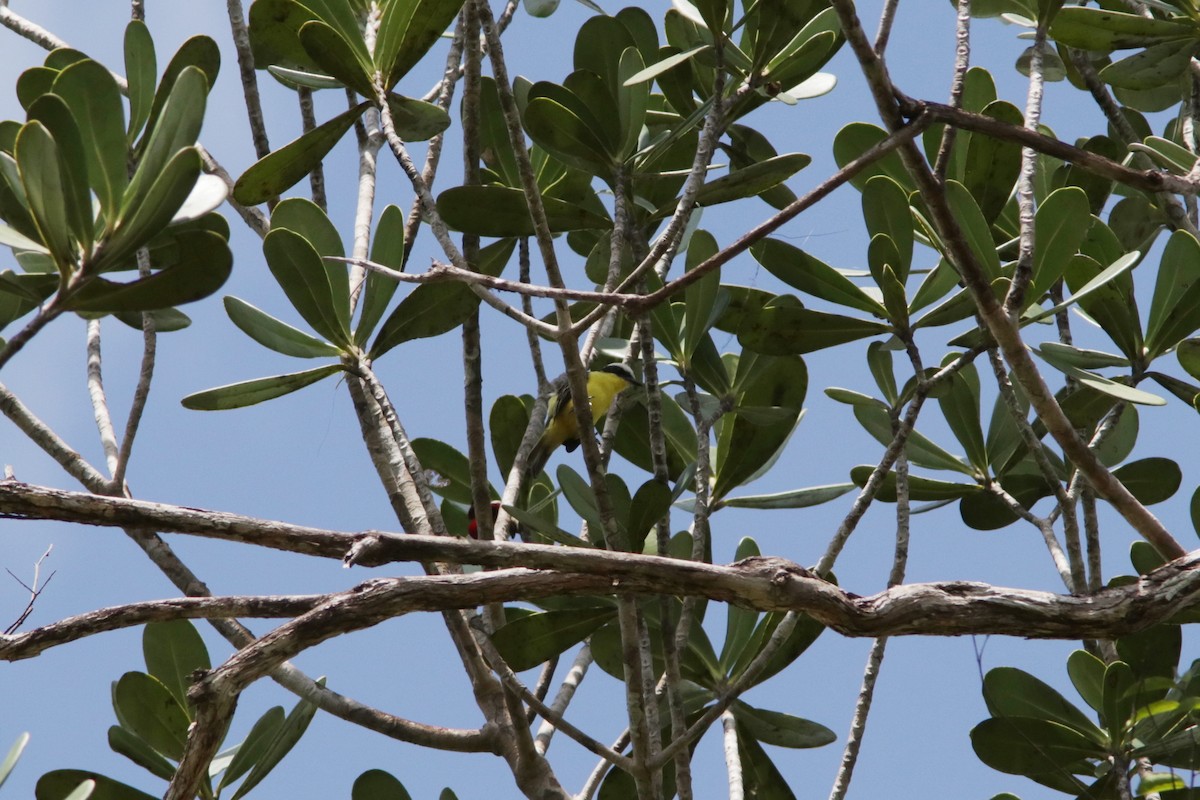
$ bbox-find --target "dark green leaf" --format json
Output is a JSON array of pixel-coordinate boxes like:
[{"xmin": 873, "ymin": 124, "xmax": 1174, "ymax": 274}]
[
  {"xmin": 717, "ymin": 483, "xmax": 854, "ymax": 510},
  {"xmin": 1145, "ymin": 230, "xmax": 1200, "ymax": 360},
  {"xmin": 385, "ymin": 93, "xmax": 452, "ymax": 141},
  {"xmin": 111, "ymin": 672, "xmax": 189, "ymax": 761},
  {"xmin": 1067, "ymin": 649, "xmax": 1106, "ymax": 714},
  {"xmin": 1029, "ymin": 187, "xmax": 1090, "ymax": 304},
  {"xmin": 52, "ymin": 60, "xmax": 128, "ymax": 222},
  {"xmin": 370, "ymin": 237, "xmax": 515, "ymax": 358},
  {"xmin": 690, "ymin": 153, "xmax": 810, "ymax": 210},
  {"xmin": 983, "ymin": 667, "xmax": 1105, "ymax": 744},
  {"xmin": 626, "ymin": 478, "xmax": 673, "ymax": 545},
  {"xmin": 1049, "ymin": 8, "xmax": 1195, "ymax": 51},
  {"xmin": 1100, "ymin": 40, "xmax": 1196, "ymax": 90},
  {"xmin": 849, "ymin": 465, "xmax": 981, "ymax": 502},
  {"xmin": 107, "ymin": 725, "xmax": 175, "ymax": 782},
  {"xmin": 270, "ymin": 197, "xmax": 344, "ymax": 258},
  {"xmin": 411, "ymin": 438, "xmax": 474, "ymax": 504},
  {"xmin": 1112, "ymin": 457, "xmax": 1181, "ymax": 505},
  {"xmin": 492, "ymin": 607, "xmax": 615, "ymax": 671},
  {"xmin": 14, "ymin": 122, "xmax": 75, "ymax": 271},
  {"xmin": 298, "ymin": 20, "xmax": 373, "ymax": 96},
  {"xmin": 36, "ymin": 771, "xmax": 158, "ymax": 800},
  {"xmin": 234, "ymin": 102, "xmax": 368, "ymax": 205},
  {"xmin": 217, "ymin": 707, "xmax": 285, "ymax": 792},
  {"xmin": 263, "ymin": 227, "xmax": 351, "ymax": 345},
  {"xmin": 230, "ymin": 678, "xmax": 323, "ymax": 800},
  {"xmin": 750, "ymin": 238, "xmax": 886, "ymax": 316},
  {"xmin": 142, "ymin": 620, "xmax": 210, "ymax": 712},
  {"xmin": 970, "ymin": 718, "xmax": 1100, "ymax": 793},
  {"xmin": 356, "ymin": 203, "xmax": 406, "ymax": 345},
  {"xmin": 351, "ymin": 769, "xmax": 413, "ymax": 800},
  {"xmin": 124, "ymin": 20, "xmax": 156, "ymax": 143},
  {"xmin": 67, "ymin": 229, "xmax": 231, "ymax": 312},
  {"xmin": 732, "ymin": 702, "xmax": 836, "ymax": 749},
  {"xmin": 376, "ymin": 0, "xmax": 464, "ymax": 89},
  {"xmin": 225, "ymin": 296, "xmax": 341, "ymax": 358},
  {"xmin": 436, "ymin": 185, "xmax": 610, "ymax": 237},
  {"xmin": 738, "ymin": 300, "xmax": 890, "ymax": 355},
  {"xmin": 181, "ymin": 364, "xmax": 344, "ymax": 410}
]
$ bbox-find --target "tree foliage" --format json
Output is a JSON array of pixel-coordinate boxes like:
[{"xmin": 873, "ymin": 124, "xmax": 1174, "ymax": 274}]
[{"xmin": 4, "ymin": 0, "xmax": 1200, "ymax": 798}]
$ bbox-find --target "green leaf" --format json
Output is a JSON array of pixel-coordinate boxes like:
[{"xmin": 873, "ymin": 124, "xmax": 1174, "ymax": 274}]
[
  {"xmin": 66, "ymin": 229, "xmax": 231, "ymax": 312},
  {"xmin": 720, "ymin": 537, "xmax": 761, "ymax": 671},
  {"xmin": 983, "ymin": 667, "xmax": 1106, "ymax": 744},
  {"xmin": 738, "ymin": 299, "xmax": 890, "ymax": 355},
  {"xmin": 385, "ymin": 93, "xmax": 452, "ymax": 141},
  {"xmin": 234, "ymin": 102, "xmax": 368, "ymax": 205},
  {"xmin": 623, "ymin": 45, "xmax": 709, "ymax": 85},
  {"xmin": 853, "ymin": 404, "xmax": 975, "ymax": 475},
  {"xmin": 351, "ymin": 769, "xmax": 414, "ymax": 800},
  {"xmin": 716, "ymin": 483, "xmax": 854, "ymax": 510},
  {"xmin": 833, "ymin": 122, "xmax": 914, "ymax": 192},
  {"xmin": 24, "ymin": 97, "xmax": 92, "ymax": 257},
  {"xmin": 937, "ymin": 368, "xmax": 988, "ymax": 473},
  {"xmin": 36, "ymin": 771, "xmax": 158, "ymax": 800},
  {"xmin": 263, "ymin": 228, "xmax": 351, "ymax": 346},
  {"xmin": 356, "ymin": 204, "xmax": 405, "ymax": 344},
  {"xmin": 138, "ymin": 36, "xmax": 219, "ymax": 156},
  {"xmin": 1133, "ymin": 135, "xmax": 1198, "ymax": 174},
  {"xmin": 375, "ymin": 0, "xmax": 464, "ymax": 89},
  {"xmin": 225, "ymin": 297, "xmax": 341, "ymax": 358},
  {"xmin": 107, "ymin": 725, "xmax": 175, "ymax": 782},
  {"xmin": 1066, "ymin": 648, "xmax": 1106, "ymax": 714},
  {"xmin": 611, "ymin": 393, "xmax": 697, "ymax": 482},
  {"xmin": 1100, "ymin": 39, "xmax": 1197, "ymax": 90},
  {"xmin": 682, "ymin": 230, "xmax": 720, "ymax": 362},
  {"xmin": 970, "ymin": 718, "xmax": 1100, "ymax": 794},
  {"xmin": 217, "ymin": 707, "xmax": 285, "ymax": 793},
  {"xmin": 0, "ymin": 733, "xmax": 29, "ymax": 791},
  {"xmin": 142, "ymin": 620, "xmax": 210, "ymax": 712},
  {"xmin": 370, "ymin": 237, "xmax": 515, "ymax": 358},
  {"xmin": 52, "ymin": 59, "xmax": 128, "ymax": 222},
  {"xmin": 124, "ymin": 20, "xmax": 156, "ymax": 144},
  {"xmin": 1145, "ymin": 230, "xmax": 1200, "ymax": 360},
  {"xmin": 230, "ymin": 678, "xmax": 322, "ymax": 800},
  {"xmin": 14, "ymin": 122, "xmax": 75, "ymax": 271},
  {"xmin": 1036, "ymin": 354, "xmax": 1165, "ymax": 406},
  {"xmin": 1049, "ymin": 7, "xmax": 1195, "ymax": 51},
  {"xmin": 111, "ymin": 672, "xmax": 190, "ymax": 761},
  {"xmin": 125, "ymin": 66, "xmax": 207, "ymax": 220},
  {"xmin": 557, "ymin": 465, "xmax": 604, "ymax": 533},
  {"xmin": 713, "ymin": 355, "xmax": 806, "ymax": 501},
  {"xmin": 862, "ymin": 175, "xmax": 912, "ymax": 279},
  {"xmin": 964, "ymin": 101, "xmax": 1023, "ymax": 224},
  {"xmin": 492, "ymin": 607, "xmax": 616, "ymax": 671},
  {"xmin": 96, "ymin": 147, "xmax": 205, "ymax": 273},
  {"xmin": 617, "ymin": 47, "xmax": 649, "ymax": 160},
  {"xmin": 626, "ymin": 478, "xmax": 673, "ymax": 544},
  {"xmin": 943, "ymin": 180, "xmax": 1002, "ymax": 280},
  {"xmin": 298, "ymin": 20, "xmax": 373, "ymax": 96},
  {"xmin": 1036, "ymin": 341, "xmax": 1128, "ymax": 369},
  {"xmin": 1112, "ymin": 457, "xmax": 1181, "ymax": 505},
  {"xmin": 489, "ymin": 394, "xmax": 529, "ymax": 479},
  {"xmin": 849, "ymin": 465, "xmax": 981, "ymax": 502},
  {"xmin": 690, "ymin": 153, "xmax": 811, "ymax": 210},
  {"xmin": 736, "ymin": 723, "xmax": 800, "ymax": 800},
  {"xmin": 750, "ymin": 239, "xmax": 886, "ymax": 316},
  {"xmin": 181, "ymin": 364, "xmax": 345, "ymax": 410},
  {"xmin": 524, "ymin": 93, "xmax": 614, "ymax": 173},
  {"xmin": 1030, "ymin": 186, "xmax": 1090, "ymax": 303},
  {"xmin": 732, "ymin": 702, "xmax": 837, "ymax": 749},
  {"xmin": 270, "ymin": 197, "xmax": 345, "ymax": 258},
  {"xmin": 436, "ymin": 185, "xmax": 610, "ymax": 237},
  {"xmin": 411, "ymin": 438, "xmax": 475, "ymax": 504}
]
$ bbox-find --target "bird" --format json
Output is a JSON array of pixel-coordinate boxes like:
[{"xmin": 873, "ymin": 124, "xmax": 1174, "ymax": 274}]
[
  {"xmin": 466, "ymin": 500, "xmax": 502, "ymax": 539},
  {"xmin": 527, "ymin": 363, "xmax": 640, "ymax": 477}
]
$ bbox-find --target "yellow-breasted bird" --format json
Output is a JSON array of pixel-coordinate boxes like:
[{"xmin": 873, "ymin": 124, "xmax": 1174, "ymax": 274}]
[{"xmin": 527, "ymin": 363, "xmax": 640, "ymax": 476}]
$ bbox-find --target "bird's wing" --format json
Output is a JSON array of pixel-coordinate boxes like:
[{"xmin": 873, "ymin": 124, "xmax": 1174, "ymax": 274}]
[{"xmin": 544, "ymin": 373, "xmax": 572, "ymax": 423}]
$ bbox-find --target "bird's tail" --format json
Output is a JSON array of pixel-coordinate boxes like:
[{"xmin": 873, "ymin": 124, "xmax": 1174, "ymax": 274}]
[{"xmin": 526, "ymin": 432, "xmax": 553, "ymax": 479}]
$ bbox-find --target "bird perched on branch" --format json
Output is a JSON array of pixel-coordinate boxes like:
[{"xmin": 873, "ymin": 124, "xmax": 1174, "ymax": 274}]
[{"xmin": 527, "ymin": 363, "xmax": 640, "ymax": 477}]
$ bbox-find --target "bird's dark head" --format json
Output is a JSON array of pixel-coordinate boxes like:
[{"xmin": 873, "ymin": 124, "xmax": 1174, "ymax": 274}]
[{"xmin": 598, "ymin": 362, "xmax": 640, "ymax": 386}]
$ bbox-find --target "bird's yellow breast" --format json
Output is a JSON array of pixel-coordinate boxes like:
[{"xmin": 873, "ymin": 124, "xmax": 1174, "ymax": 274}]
[{"xmin": 543, "ymin": 370, "xmax": 633, "ymax": 449}]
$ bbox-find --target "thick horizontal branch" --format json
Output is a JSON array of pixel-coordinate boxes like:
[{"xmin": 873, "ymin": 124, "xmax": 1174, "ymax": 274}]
[{"xmin": 5, "ymin": 480, "xmax": 1200, "ymax": 641}]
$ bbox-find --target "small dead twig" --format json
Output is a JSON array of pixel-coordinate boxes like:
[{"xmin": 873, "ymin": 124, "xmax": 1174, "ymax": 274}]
[{"xmin": 5, "ymin": 545, "xmax": 55, "ymax": 634}]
